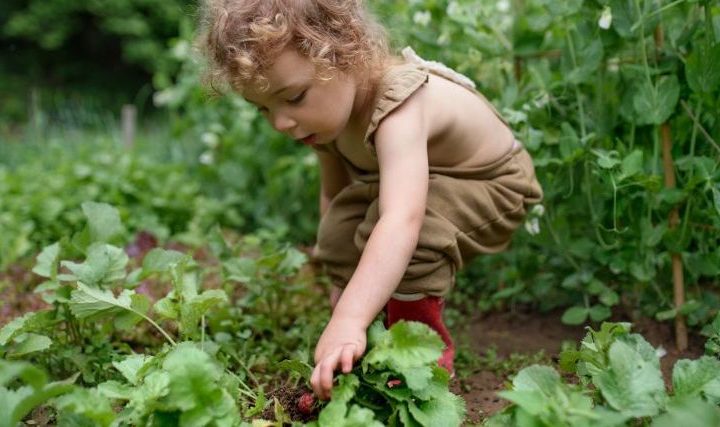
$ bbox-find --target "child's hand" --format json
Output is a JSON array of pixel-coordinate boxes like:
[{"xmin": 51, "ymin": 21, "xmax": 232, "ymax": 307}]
[{"xmin": 311, "ymin": 316, "xmax": 367, "ymax": 400}]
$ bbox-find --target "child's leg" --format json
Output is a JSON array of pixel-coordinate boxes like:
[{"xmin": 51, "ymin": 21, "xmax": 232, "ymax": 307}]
[{"xmin": 385, "ymin": 294, "xmax": 455, "ymax": 374}]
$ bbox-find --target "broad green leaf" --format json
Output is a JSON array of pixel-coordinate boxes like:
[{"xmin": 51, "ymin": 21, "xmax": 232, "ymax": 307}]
[
  {"xmin": 594, "ymin": 335, "xmax": 666, "ymax": 417},
  {"xmin": 61, "ymin": 243, "xmax": 128, "ymax": 287},
  {"xmin": 652, "ymin": 396, "xmax": 720, "ymax": 427},
  {"xmin": 589, "ymin": 305, "xmax": 612, "ymax": 322},
  {"xmin": 0, "ymin": 310, "xmax": 54, "ymax": 346},
  {"xmin": 632, "ymin": 76, "xmax": 680, "ymax": 125},
  {"xmin": 154, "ymin": 292, "xmax": 179, "ymax": 320},
  {"xmin": 31, "ymin": 242, "xmax": 60, "ymax": 279},
  {"xmin": 141, "ymin": 248, "xmax": 189, "ymax": 276},
  {"xmin": 363, "ymin": 321, "xmax": 443, "ymax": 392},
  {"xmin": 97, "ymin": 380, "xmax": 134, "ymax": 400},
  {"xmin": 561, "ymin": 306, "xmax": 588, "ymax": 325},
  {"xmin": 0, "ymin": 360, "xmax": 47, "ymax": 388},
  {"xmin": 511, "ymin": 365, "xmax": 561, "ymax": 394},
  {"xmin": 112, "ymin": 354, "xmax": 154, "ymax": 386},
  {"xmin": 161, "ymin": 343, "xmax": 239, "ymax": 424},
  {"xmin": 69, "ymin": 283, "xmax": 145, "ymax": 326},
  {"xmin": 81, "ymin": 202, "xmax": 125, "ymax": 243},
  {"xmin": 331, "ymin": 374, "xmax": 360, "ymax": 404},
  {"xmin": 0, "ymin": 361, "xmax": 74, "ymax": 427},
  {"xmin": 672, "ymin": 357, "xmax": 720, "ymax": 404},
  {"xmin": 115, "ymin": 293, "xmax": 151, "ymax": 330},
  {"xmin": 8, "ymin": 333, "xmax": 52, "ymax": 357},
  {"xmin": 54, "ymin": 387, "xmax": 115, "ymax": 427},
  {"xmin": 686, "ymin": 43, "xmax": 720, "ymax": 94},
  {"xmin": 619, "ymin": 150, "xmax": 644, "ymax": 181},
  {"xmin": 179, "ymin": 289, "xmax": 228, "ymax": 336},
  {"xmin": 406, "ymin": 388, "xmax": 465, "ymax": 427}
]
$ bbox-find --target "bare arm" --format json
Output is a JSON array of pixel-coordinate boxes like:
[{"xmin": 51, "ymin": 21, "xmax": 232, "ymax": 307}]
[
  {"xmin": 316, "ymin": 149, "xmax": 352, "ymax": 217},
  {"xmin": 311, "ymin": 87, "xmax": 430, "ymax": 399}
]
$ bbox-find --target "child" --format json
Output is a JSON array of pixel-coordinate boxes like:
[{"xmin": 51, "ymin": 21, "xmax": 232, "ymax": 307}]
[{"xmin": 199, "ymin": 0, "xmax": 543, "ymax": 400}]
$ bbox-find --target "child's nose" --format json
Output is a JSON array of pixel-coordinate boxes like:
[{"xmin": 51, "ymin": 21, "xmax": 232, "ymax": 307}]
[{"xmin": 271, "ymin": 112, "xmax": 297, "ymax": 133}]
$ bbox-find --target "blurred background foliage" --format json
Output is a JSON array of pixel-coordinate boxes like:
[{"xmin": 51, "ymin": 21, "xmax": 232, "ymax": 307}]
[{"xmin": 1, "ymin": 0, "xmax": 719, "ymax": 326}]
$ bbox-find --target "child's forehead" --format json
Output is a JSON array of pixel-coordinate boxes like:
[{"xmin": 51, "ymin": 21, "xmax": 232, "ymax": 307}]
[{"xmin": 243, "ymin": 48, "xmax": 316, "ymax": 98}]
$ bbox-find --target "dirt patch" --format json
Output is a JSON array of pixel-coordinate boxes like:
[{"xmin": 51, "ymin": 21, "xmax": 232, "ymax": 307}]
[
  {"xmin": 452, "ymin": 308, "xmax": 706, "ymax": 423},
  {"xmin": 262, "ymin": 385, "xmax": 318, "ymax": 423}
]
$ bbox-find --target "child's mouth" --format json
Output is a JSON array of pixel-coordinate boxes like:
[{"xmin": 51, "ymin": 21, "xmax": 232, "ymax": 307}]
[{"xmin": 298, "ymin": 134, "xmax": 317, "ymax": 146}]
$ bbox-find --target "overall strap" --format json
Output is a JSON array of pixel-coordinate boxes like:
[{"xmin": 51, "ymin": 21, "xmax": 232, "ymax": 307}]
[{"xmin": 401, "ymin": 46, "xmax": 510, "ymax": 128}]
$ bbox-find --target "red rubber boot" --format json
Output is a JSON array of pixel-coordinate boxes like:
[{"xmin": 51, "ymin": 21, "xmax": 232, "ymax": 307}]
[{"xmin": 385, "ymin": 296, "xmax": 455, "ymax": 374}]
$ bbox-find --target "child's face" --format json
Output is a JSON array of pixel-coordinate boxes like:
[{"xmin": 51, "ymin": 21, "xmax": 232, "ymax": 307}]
[{"xmin": 242, "ymin": 48, "xmax": 361, "ymax": 147}]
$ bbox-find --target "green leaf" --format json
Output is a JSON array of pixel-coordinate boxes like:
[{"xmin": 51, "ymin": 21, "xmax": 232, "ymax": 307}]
[
  {"xmin": 686, "ymin": 43, "xmax": 720, "ymax": 94},
  {"xmin": 179, "ymin": 289, "xmax": 228, "ymax": 337},
  {"xmin": 561, "ymin": 306, "xmax": 588, "ymax": 325},
  {"xmin": 276, "ymin": 359, "xmax": 312, "ymax": 382},
  {"xmin": 96, "ymin": 380, "xmax": 133, "ymax": 400},
  {"xmin": 632, "ymin": 76, "xmax": 680, "ymax": 125},
  {"xmin": 594, "ymin": 335, "xmax": 667, "ymax": 417},
  {"xmin": 81, "ymin": 202, "xmax": 125, "ymax": 243},
  {"xmin": 112, "ymin": 354, "xmax": 154, "ymax": 386},
  {"xmin": 8, "ymin": 333, "xmax": 52, "ymax": 357},
  {"xmin": 618, "ymin": 150, "xmax": 644, "ymax": 181},
  {"xmin": 589, "ymin": 305, "xmax": 612, "ymax": 322},
  {"xmin": 32, "ymin": 242, "xmax": 61, "ymax": 279},
  {"xmin": 61, "ymin": 243, "xmax": 128, "ymax": 287},
  {"xmin": 161, "ymin": 343, "xmax": 239, "ymax": 424},
  {"xmin": 54, "ymin": 387, "xmax": 116, "ymax": 427},
  {"xmin": 141, "ymin": 248, "xmax": 190, "ymax": 276},
  {"xmin": 0, "ymin": 360, "xmax": 74, "ymax": 427},
  {"xmin": 69, "ymin": 283, "xmax": 145, "ymax": 326},
  {"xmin": 672, "ymin": 357, "xmax": 720, "ymax": 404},
  {"xmin": 652, "ymin": 396, "xmax": 720, "ymax": 427},
  {"xmin": 406, "ymin": 390, "xmax": 465, "ymax": 427},
  {"xmin": 0, "ymin": 310, "xmax": 54, "ymax": 346},
  {"xmin": 363, "ymin": 321, "xmax": 443, "ymax": 392},
  {"xmin": 592, "ymin": 149, "xmax": 621, "ymax": 169}
]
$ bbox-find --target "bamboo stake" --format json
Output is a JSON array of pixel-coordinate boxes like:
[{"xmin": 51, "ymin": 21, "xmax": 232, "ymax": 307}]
[{"xmin": 655, "ymin": 26, "xmax": 688, "ymax": 351}]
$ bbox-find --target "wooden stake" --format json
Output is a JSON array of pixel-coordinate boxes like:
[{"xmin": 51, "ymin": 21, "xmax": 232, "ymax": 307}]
[
  {"xmin": 122, "ymin": 104, "xmax": 137, "ymax": 149},
  {"xmin": 656, "ymin": 26, "xmax": 688, "ymax": 351}
]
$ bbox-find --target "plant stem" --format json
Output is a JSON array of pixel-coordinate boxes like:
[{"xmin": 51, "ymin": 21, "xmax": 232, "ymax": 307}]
[{"xmin": 680, "ymin": 100, "xmax": 720, "ymax": 155}]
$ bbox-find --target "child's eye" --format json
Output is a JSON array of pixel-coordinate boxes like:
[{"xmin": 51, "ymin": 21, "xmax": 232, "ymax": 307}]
[{"xmin": 287, "ymin": 90, "xmax": 307, "ymax": 105}]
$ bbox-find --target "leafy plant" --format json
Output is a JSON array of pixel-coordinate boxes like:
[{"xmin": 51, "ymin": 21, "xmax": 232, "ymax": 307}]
[
  {"xmin": 309, "ymin": 321, "xmax": 466, "ymax": 427},
  {"xmin": 486, "ymin": 322, "xmax": 720, "ymax": 426}
]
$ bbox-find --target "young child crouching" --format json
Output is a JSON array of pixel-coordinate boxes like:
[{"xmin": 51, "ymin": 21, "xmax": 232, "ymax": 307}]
[{"xmin": 199, "ymin": 0, "xmax": 543, "ymax": 400}]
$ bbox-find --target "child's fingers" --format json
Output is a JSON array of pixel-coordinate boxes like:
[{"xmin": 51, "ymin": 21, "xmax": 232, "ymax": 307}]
[
  {"xmin": 340, "ymin": 344, "xmax": 355, "ymax": 373},
  {"xmin": 311, "ymin": 349, "xmax": 342, "ymax": 400}
]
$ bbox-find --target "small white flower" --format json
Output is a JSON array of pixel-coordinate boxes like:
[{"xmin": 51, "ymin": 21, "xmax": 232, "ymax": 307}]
[
  {"xmin": 496, "ymin": 0, "xmax": 510, "ymax": 13},
  {"xmin": 533, "ymin": 93, "xmax": 550, "ymax": 109},
  {"xmin": 199, "ymin": 151, "xmax": 215, "ymax": 165},
  {"xmin": 598, "ymin": 7, "xmax": 612, "ymax": 30},
  {"xmin": 525, "ymin": 217, "xmax": 541, "ymax": 235},
  {"xmin": 413, "ymin": 10, "xmax": 432, "ymax": 27},
  {"xmin": 531, "ymin": 204, "xmax": 546, "ymax": 217},
  {"xmin": 201, "ymin": 132, "xmax": 219, "ymax": 149},
  {"xmin": 655, "ymin": 345, "xmax": 667, "ymax": 359},
  {"xmin": 607, "ymin": 57, "xmax": 620, "ymax": 73}
]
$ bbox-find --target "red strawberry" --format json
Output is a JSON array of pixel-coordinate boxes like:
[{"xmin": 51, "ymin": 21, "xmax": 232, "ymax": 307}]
[{"xmin": 298, "ymin": 392, "xmax": 315, "ymax": 414}]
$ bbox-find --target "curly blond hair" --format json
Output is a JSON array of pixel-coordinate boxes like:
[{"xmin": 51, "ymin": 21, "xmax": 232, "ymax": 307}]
[{"xmin": 198, "ymin": 0, "xmax": 391, "ymax": 94}]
